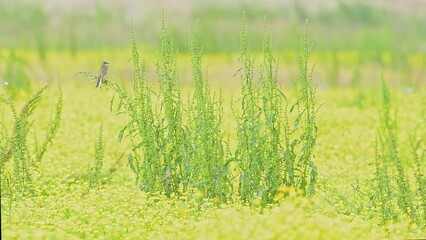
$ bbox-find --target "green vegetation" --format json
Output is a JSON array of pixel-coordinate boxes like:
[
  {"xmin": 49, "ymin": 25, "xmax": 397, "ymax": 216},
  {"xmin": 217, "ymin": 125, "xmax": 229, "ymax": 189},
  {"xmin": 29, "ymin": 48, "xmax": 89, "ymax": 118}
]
[
  {"xmin": 2, "ymin": 1, "xmax": 426, "ymax": 60},
  {"xmin": 0, "ymin": 85, "xmax": 62, "ymax": 223},
  {"xmin": 105, "ymin": 17, "xmax": 320, "ymax": 206},
  {"xmin": 1, "ymin": 2, "xmax": 425, "ymax": 239},
  {"xmin": 3, "ymin": 52, "xmax": 31, "ymax": 98},
  {"xmin": 189, "ymin": 24, "xmax": 230, "ymax": 201},
  {"xmin": 0, "ymin": 86, "xmax": 62, "ymax": 193},
  {"xmin": 369, "ymin": 80, "xmax": 424, "ymax": 225},
  {"xmin": 235, "ymin": 19, "xmax": 319, "ymax": 205}
]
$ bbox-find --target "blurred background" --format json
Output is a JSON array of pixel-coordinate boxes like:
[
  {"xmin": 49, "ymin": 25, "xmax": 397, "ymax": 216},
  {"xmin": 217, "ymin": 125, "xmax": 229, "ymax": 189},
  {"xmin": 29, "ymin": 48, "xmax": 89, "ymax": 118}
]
[{"xmin": 0, "ymin": 0, "xmax": 425, "ymax": 91}]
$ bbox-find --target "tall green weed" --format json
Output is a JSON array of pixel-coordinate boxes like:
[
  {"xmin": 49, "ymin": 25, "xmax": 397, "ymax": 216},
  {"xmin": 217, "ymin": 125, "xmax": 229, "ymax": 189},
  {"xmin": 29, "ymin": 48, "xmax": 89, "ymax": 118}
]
[
  {"xmin": 366, "ymin": 80, "xmax": 424, "ymax": 226},
  {"xmin": 188, "ymin": 25, "xmax": 231, "ymax": 201},
  {"xmin": 0, "ymin": 85, "xmax": 62, "ymax": 222},
  {"xmin": 235, "ymin": 19, "xmax": 319, "ymax": 205},
  {"xmin": 0, "ymin": 86, "xmax": 62, "ymax": 194},
  {"xmin": 109, "ymin": 16, "xmax": 319, "ymax": 206}
]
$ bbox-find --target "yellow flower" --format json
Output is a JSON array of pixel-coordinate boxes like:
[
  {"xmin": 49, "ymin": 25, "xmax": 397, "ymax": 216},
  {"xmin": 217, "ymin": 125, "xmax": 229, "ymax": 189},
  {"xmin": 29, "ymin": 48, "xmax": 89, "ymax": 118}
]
[
  {"xmin": 253, "ymin": 198, "xmax": 262, "ymax": 207},
  {"xmin": 194, "ymin": 190, "xmax": 204, "ymax": 200},
  {"xmin": 278, "ymin": 185, "xmax": 292, "ymax": 194},
  {"xmin": 212, "ymin": 197, "xmax": 220, "ymax": 204},
  {"xmin": 273, "ymin": 192, "xmax": 285, "ymax": 202}
]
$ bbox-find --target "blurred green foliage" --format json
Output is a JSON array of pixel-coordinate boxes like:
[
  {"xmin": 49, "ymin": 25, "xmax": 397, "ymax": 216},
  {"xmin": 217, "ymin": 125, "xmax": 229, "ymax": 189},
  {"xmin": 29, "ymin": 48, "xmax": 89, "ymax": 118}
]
[
  {"xmin": 3, "ymin": 51, "xmax": 31, "ymax": 97},
  {"xmin": 0, "ymin": 1, "xmax": 424, "ymax": 90},
  {"xmin": 1, "ymin": 0, "xmax": 425, "ymax": 59}
]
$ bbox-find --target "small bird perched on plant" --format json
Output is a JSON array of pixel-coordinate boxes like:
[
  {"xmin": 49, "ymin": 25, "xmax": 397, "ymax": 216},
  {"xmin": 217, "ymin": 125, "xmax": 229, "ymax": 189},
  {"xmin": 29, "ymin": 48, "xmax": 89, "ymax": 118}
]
[{"xmin": 96, "ymin": 61, "xmax": 109, "ymax": 88}]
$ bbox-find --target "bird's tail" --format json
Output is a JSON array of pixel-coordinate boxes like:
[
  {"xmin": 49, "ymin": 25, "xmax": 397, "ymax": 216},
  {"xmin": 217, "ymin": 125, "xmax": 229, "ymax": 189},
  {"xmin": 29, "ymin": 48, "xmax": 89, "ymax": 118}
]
[{"xmin": 96, "ymin": 77, "xmax": 102, "ymax": 88}]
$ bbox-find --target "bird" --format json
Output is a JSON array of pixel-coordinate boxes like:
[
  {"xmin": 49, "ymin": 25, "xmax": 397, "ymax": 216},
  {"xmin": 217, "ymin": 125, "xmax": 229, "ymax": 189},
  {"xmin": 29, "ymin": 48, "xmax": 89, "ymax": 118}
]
[{"xmin": 96, "ymin": 61, "xmax": 109, "ymax": 88}]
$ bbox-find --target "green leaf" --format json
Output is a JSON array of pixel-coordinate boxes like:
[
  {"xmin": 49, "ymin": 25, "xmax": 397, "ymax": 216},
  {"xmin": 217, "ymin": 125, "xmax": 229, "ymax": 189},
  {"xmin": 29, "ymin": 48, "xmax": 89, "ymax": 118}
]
[
  {"xmin": 290, "ymin": 99, "xmax": 300, "ymax": 113},
  {"xmin": 127, "ymin": 152, "xmax": 137, "ymax": 174},
  {"xmin": 294, "ymin": 112, "xmax": 303, "ymax": 131},
  {"xmin": 118, "ymin": 126, "xmax": 128, "ymax": 142},
  {"xmin": 110, "ymin": 93, "xmax": 116, "ymax": 112},
  {"xmin": 291, "ymin": 139, "xmax": 300, "ymax": 148},
  {"xmin": 278, "ymin": 89, "xmax": 288, "ymax": 102}
]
